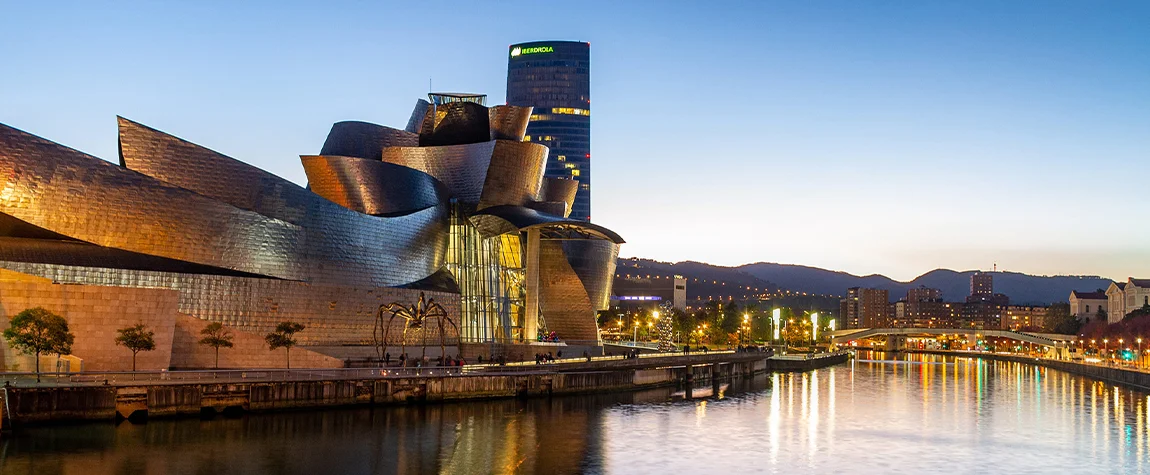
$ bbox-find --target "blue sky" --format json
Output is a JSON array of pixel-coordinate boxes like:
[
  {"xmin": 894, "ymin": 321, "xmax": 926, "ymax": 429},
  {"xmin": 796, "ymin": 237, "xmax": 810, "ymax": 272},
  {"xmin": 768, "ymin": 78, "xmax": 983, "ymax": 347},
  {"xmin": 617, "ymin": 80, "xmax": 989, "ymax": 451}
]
[{"xmin": 2, "ymin": 1, "xmax": 1147, "ymax": 281}]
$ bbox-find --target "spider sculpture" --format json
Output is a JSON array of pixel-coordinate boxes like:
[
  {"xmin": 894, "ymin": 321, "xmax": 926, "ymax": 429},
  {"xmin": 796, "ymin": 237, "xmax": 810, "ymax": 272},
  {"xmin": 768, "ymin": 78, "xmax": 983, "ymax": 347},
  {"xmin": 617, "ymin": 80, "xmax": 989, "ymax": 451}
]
[{"xmin": 375, "ymin": 292, "xmax": 458, "ymax": 365}]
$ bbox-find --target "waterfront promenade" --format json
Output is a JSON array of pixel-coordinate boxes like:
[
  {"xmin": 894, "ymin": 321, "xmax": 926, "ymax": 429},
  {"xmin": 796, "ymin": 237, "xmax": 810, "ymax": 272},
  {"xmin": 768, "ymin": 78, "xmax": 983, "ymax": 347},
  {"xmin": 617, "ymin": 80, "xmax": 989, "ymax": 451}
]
[
  {"xmin": 0, "ymin": 349, "xmax": 849, "ymax": 426},
  {"xmin": 903, "ymin": 349, "xmax": 1150, "ymax": 392}
]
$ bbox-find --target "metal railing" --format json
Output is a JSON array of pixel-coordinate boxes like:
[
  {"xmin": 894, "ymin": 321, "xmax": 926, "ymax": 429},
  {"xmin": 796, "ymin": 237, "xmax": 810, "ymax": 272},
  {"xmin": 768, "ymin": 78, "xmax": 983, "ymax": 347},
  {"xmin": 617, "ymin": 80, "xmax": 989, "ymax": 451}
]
[{"xmin": 0, "ymin": 349, "xmax": 773, "ymax": 387}]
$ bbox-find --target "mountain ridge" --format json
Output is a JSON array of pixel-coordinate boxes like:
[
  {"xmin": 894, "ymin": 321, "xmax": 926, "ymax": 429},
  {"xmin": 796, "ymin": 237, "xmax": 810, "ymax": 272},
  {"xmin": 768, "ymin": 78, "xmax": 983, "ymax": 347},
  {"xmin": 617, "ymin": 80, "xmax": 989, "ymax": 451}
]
[
  {"xmin": 617, "ymin": 257, "xmax": 1114, "ymax": 306},
  {"xmin": 737, "ymin": 262, "xmax": 1111, "ymax": 305}
]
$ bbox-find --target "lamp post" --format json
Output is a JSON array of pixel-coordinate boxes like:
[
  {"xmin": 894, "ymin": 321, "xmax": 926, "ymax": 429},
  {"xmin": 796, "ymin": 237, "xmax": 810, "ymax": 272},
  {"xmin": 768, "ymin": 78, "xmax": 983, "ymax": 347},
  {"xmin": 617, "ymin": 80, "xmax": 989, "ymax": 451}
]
[{"xmin": 1138, "ymin": 338, "xmax": 1144, "ymax": 368}]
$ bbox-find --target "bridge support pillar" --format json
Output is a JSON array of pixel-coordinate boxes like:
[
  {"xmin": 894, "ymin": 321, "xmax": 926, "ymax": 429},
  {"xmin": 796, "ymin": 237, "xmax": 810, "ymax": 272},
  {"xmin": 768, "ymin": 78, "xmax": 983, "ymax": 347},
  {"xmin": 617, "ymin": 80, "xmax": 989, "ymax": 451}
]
[
  {"xmin": 712, "ymin": 363, "xmax": 721, "ymax": 395},
  {"xmin": 885, "ymin": 335, "xmax": 906, "ymax": 352}
]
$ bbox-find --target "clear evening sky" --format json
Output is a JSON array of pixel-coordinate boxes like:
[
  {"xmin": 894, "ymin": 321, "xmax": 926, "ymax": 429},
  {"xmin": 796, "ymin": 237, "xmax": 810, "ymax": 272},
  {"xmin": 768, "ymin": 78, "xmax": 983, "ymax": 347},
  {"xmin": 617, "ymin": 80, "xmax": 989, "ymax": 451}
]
[{"xmin": 2, "ymin": 1, "xmax": 1147, "ymax": 281}]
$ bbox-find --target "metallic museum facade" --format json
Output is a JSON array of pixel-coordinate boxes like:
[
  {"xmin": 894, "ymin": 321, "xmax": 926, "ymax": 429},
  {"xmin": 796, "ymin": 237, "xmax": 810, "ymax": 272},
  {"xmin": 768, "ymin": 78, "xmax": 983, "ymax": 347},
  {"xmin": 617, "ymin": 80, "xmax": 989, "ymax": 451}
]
[{"xmin": 0, "ymin": 93, "xmax": 620, "ymax": 370}]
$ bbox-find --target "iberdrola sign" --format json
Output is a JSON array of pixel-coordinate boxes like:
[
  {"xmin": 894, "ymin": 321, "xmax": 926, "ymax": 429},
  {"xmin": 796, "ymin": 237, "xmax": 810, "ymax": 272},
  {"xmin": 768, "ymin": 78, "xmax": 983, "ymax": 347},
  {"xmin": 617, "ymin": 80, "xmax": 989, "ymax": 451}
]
[{"xmin": 511, "ymin": 46, "xmax": 554, "ymax": 57}]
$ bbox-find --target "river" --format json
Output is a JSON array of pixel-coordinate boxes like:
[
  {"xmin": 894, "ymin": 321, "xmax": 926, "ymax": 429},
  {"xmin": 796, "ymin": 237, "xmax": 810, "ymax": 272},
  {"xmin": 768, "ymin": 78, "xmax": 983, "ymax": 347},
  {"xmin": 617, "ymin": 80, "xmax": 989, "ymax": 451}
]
[{"xmin": 1, "ymin": 352, "xmax": 1147, "ymax": 474}]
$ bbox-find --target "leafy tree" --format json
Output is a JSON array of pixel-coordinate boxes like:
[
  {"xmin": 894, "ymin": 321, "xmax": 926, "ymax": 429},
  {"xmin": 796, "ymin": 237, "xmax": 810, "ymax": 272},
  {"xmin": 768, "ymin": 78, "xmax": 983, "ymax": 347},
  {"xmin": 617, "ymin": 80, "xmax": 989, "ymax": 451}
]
[
  {"xmin": 1125, "ymin": 304, "xmax": 1150, "ymax": 320},
  {"xmin": 198, "ymin": 322, "xmax": 235, "ymax": 369},
  {"xmin": 115, "ymin": 323, "xmax": 156, "ymax": 371},
  {"xmin": 266, "ymin": 321, "xmax": 305, "ymax": 369},
  {"xmin": 1046, "ymin": 303, "xmax": 1080, "ymax": 335},
  {"xmin": 596, "ymin": 310, "xmax": 615, "ymax": 328},
  {"xmin": 719, "ymin": 303, "xmax": 742, "ymax": 335},
  {"xmin": 2, "ymin": 307, "xmax": 74, "ymax": 382},
  {"xmin": 1095, "ymin": 307, "xmax": 1108, "ymax": 322}
]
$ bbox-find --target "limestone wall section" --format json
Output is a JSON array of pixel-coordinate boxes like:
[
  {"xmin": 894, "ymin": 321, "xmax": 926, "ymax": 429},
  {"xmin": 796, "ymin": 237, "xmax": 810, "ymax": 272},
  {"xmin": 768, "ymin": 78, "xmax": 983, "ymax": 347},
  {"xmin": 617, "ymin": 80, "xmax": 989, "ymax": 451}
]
[
  {"xmin": 170, "ymin": 314, "xmax": 343, "ymax": 370},
  {"xmin": 0, "ymin": 281, "xmax": 178, "ymax": 371}
]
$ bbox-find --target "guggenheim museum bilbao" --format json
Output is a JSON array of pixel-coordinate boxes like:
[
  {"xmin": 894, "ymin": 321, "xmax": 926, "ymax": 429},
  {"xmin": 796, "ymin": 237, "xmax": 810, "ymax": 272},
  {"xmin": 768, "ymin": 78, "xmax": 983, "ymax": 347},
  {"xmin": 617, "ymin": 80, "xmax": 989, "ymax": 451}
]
[{"xmin": 0, "ymin": 93, "xmax": 621, "ymax": 371}]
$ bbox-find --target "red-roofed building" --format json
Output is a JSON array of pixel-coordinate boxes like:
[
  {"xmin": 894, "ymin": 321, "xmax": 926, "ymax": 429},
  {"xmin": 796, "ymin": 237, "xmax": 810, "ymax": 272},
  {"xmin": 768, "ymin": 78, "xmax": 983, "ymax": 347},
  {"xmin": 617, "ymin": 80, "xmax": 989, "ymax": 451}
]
[{"xmin": 1069, "ymin": 290, "xmax": 1108, "ymax": 323}]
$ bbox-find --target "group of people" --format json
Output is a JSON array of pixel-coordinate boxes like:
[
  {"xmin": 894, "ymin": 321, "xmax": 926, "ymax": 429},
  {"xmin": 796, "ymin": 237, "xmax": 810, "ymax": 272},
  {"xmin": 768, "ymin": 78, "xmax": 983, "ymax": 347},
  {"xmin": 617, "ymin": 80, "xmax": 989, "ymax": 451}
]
[
  {"xmin": 534, "ymin": 351, "xmax": 562, "ymax": 364},
  {"xmin": 681, "ymin": 345, "xmax": 710, "ymax": 354},
  {"xmin": 381, "ymin": 352, "xmax": 467, "ymax": 368},
  {"xmin": 537, "ymin": 330, "xmax": 561, "ymax": 343}
]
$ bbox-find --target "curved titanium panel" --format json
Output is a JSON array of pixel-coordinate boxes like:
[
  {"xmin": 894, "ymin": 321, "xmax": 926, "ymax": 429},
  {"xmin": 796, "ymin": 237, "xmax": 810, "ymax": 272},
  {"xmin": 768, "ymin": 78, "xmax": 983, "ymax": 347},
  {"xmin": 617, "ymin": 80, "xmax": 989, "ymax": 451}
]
[
  {"xmin": 405, "ymin": 99, "xmax": 431, "ymax": 134},
  {"xmin": 477, "ymin": 141, "xmax": 548, "ymax": 210},
  {"xmin": 0, "ymin": 237, "xmax": 271, "ymax": 278},
  {"xmin": 469, "ymin": 205, "xmax": 625, "ymax": 243},
  {"xmin": 417, "ymin": 102, "xmax": 491, "ymax": 146},
  {"xmin": 560, "ymin": 239, "xmax": 620, "ymax": 311},
  {"xmin": 319, "ymin": 121, "xmax": 418, "ymax": 160},
  {"xmin": 527, "ymin": 201, "xmax": 567, "ymax": 217},
  {"xmin": 301, "ymin": 155, "xmax": 448, "ymax": 216},
  {"xmin": 380, "ymin": 142, "xmax": 496, "ymax": 203},
  {"xmin": 395, "ymin": 267, "xmax": 462, "ymax": 294},
  {"xmin": 538, "ymin": 240, "xmax": 600, "ymax": 342},
  {"xmin": 1, "ymin": 122, "xmax": 304, "ymax": 280},
  {"xmin": 540, "ymin": 177, "xmax": 579, "ymax": 218},
  {"xmin": 16, "ymin": 120, "xmax": 446, "ymax": 287},
  {"xmin": 488, "ymin": 105, "xmax": 533, "ymax": 141},
  {"xmin": 118, "ymin": 116, "xmax": 308, "ymax": 225},
  {"xmin": 0, "ymin": 213, "xmax": 78, "ymax": 241}
]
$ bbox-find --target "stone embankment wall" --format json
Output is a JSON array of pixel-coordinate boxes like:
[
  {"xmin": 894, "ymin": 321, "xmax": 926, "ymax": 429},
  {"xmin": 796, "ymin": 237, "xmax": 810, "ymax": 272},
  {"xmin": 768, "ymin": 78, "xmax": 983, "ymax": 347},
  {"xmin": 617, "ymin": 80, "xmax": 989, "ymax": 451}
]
[
  {"xmin": 911, "ymin": 350, "xmax": 1150, "ymax": 391},
  {"xmin": 0, "ymin": 352, "xmax": 854, "ymax": 426},
  {"xmin": 1, "ymin": 357, "xmax": 771, "ymax": 425}
]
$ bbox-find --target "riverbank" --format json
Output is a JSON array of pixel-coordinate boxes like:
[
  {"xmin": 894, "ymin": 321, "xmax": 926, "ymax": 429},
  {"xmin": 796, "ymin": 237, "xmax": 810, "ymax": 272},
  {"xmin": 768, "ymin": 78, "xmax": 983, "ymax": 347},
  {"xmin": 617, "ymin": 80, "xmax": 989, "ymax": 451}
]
[
  {"xmin": 906, "ymin": 349, "xmax": 1150, "ymax": 392},
  {"xmin": 1, "ymin": 348, "xmax": 858, "ymax": 428},
  {"xmin": 0, "ymin": 350, "xmax": 851, "ymax": 427}
]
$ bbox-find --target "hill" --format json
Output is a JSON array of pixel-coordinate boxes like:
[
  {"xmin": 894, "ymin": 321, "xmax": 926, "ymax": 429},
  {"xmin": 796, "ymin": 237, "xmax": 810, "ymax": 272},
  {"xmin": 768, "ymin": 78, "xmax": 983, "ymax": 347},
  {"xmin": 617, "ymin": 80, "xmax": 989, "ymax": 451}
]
[
  {"xmin": 616, "ymin": 258, "xmax": 1112, "ymax": 305},
  {"xmin": 737, "ymin": 262, "xmax": 1113, "ymax": 305}
]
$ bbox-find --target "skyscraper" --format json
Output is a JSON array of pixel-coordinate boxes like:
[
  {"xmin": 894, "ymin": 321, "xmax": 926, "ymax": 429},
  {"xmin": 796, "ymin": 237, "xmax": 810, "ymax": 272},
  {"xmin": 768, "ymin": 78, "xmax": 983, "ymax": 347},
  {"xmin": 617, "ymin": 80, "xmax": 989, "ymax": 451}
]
[{"xmin": 506, "ymin": 40, "xmax": 592, "ymax": 221}]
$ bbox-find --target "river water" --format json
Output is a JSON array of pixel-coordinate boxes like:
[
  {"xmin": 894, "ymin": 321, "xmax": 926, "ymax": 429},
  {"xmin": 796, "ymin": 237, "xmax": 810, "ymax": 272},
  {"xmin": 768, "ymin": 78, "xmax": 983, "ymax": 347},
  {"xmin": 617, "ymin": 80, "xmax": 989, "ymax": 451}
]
[{"xmin": 2, "ymin": 352, "xmax": 1147, "ymax": 474}]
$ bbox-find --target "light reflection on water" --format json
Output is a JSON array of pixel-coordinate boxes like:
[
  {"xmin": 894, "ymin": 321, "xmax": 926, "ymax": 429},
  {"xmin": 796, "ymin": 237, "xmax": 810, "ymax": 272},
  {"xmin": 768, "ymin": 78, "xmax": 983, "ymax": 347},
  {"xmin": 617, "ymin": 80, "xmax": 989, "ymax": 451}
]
[{"xmin": 2, "ymin": 352, "xmax": 1147, "ymax": 474}]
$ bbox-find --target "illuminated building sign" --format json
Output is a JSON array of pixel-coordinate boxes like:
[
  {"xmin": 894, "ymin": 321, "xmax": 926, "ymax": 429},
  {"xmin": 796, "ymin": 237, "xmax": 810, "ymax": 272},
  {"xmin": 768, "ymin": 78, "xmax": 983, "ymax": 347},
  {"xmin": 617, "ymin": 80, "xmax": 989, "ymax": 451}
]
[
  {"xmin": 618, "ymin": 296, "xmax": 662, "ymax": 301},
  {"xmin": 772, "ymin": 308, "xmax": 781, "ymax": 341},
  {"xmin": 510, "ymin": 46, "xmax": 554, "ymax": 57}
]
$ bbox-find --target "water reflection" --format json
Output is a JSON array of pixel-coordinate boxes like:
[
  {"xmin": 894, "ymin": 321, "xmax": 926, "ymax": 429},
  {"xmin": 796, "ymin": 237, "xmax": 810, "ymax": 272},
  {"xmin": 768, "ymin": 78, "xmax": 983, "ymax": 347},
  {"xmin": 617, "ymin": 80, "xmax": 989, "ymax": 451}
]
[{"xmin": 2, "ymin": 353, "xmax": 1147, "ymax": 474}]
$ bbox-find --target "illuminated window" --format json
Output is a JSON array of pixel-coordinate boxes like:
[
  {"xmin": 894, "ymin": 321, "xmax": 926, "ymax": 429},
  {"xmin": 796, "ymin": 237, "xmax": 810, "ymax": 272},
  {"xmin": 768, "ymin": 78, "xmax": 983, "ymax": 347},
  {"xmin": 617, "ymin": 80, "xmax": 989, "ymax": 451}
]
[
  {"xmin": 564, "ymin": 163, "xmax": 576, "ymax": 169},
  {"xmin": 571, "ymin": 170, "xmax": 581, "ymax": 176},
  {"xmin": 523, "ymin": 136, "xmax": 531, "ymax": 142},
  {"xmin": 556, "ymin": 155, "xmax": 566, "ymax": 161},
  {"xmin": 549, "ymin": 107, "xmax": 590, "ymax": 116}
]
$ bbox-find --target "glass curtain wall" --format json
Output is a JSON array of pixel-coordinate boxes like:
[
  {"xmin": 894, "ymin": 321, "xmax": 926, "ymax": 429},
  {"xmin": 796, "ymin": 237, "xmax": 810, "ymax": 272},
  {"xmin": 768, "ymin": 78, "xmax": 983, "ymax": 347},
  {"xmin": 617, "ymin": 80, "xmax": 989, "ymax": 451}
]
[{"xmin": 445, "ymin": 204, "xmax": 526, "ymax": 343}]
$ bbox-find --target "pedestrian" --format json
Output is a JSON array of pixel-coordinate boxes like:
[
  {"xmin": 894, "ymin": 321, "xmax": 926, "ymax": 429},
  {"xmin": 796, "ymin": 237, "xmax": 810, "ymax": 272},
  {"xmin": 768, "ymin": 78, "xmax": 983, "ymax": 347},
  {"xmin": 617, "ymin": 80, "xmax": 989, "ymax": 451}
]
[
  {"xmin": 478, "ymin": 355, "xmax": 484, "ymax": 364},
  {"xmin": 557, "ymin": 350, "xmax": 563, "ymax": 359},
  {"xmin": 399, "ymin": 353, "xmax": 407, "ymax": 367},
  {"xmin": 384, "ymin": 352, "xmax": 391, "ymax": 366}
]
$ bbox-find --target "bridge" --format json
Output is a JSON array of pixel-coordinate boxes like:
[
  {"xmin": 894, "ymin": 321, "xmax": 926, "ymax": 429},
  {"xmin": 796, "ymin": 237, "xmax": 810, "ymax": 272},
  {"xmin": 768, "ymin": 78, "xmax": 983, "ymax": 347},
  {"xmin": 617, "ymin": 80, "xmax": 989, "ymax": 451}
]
[{"xmin": 828, "ymin": 328, "xmax": 1077, "ymax": 356}]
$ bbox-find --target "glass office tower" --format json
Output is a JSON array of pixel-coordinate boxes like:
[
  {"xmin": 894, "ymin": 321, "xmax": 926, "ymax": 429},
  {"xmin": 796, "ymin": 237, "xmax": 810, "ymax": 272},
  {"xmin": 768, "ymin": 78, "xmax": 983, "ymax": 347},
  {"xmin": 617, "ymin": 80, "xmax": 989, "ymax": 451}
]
[{"xmin": 506, "ymin": 40, "xmax": 592, "ymax": 221}]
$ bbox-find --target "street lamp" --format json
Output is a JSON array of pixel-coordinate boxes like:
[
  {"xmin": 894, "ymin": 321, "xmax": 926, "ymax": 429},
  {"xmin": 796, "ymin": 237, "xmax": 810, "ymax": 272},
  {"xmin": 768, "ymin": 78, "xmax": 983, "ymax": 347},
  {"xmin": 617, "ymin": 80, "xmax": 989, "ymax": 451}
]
[{"xmin": 1138, "ymin": 338, "xmax": 1144, "ymax": 368}]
